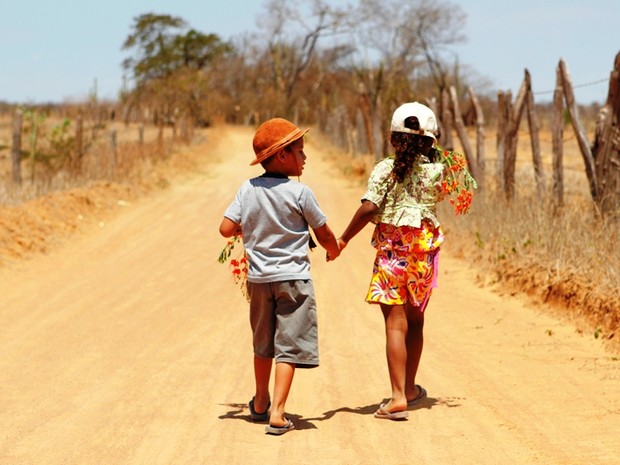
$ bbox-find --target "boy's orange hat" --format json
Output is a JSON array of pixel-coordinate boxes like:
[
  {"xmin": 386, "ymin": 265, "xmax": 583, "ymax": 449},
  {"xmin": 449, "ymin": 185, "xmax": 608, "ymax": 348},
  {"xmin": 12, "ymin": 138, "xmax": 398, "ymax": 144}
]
[{"xmin": 251, "ymin": 118, "xmax": 309, "ymax": 165}]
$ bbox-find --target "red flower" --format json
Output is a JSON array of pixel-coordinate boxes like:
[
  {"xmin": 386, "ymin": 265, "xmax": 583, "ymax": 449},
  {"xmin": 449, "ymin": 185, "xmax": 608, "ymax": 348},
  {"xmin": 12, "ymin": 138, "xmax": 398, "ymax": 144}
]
[{"xmin": 436, "ymin": 147, "xmax": 477, "ymax": 215}]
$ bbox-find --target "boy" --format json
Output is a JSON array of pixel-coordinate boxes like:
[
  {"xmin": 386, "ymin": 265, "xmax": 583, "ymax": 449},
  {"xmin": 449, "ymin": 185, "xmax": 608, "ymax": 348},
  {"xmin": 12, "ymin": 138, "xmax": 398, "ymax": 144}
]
[{"xmin": 219, "ymin": 117, "xmax": 340, "ymax": 434}]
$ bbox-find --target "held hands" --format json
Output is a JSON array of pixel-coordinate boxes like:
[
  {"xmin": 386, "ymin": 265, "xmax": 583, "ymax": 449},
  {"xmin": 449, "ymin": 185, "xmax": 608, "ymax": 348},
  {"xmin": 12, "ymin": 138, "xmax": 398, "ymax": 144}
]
[{"xmin": 325, "ymin": 237, "xmax": 347, "ymax": 262}]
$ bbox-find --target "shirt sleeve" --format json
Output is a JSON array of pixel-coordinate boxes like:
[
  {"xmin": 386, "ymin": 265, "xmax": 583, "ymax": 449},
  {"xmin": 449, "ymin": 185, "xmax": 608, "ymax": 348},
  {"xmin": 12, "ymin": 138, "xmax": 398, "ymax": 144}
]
[
  {"xmin": 299, "ymin": 186, "xmax": 327, "ymax": 229},
  {"xmin": 362, "ymin": 160, "xmax": 393, "ymax": 207},
  {"xmin": 223, "ymin": 189, "xmax": 242, "ymax": 223}
]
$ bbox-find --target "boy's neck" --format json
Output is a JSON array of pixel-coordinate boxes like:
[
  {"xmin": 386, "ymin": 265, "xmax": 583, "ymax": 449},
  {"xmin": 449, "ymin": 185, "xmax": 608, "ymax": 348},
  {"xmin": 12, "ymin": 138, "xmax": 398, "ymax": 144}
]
[{"xmin": 261, "ymin": 171, "xmax": 289, "ymax": 179}]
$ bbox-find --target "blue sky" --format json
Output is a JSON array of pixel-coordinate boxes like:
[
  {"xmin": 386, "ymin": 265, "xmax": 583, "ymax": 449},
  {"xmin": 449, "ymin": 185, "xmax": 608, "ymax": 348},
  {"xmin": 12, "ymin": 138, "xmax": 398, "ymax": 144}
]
[{"xmin": 0, "ymin": 0, "xmax": 618, "ymax": 105}]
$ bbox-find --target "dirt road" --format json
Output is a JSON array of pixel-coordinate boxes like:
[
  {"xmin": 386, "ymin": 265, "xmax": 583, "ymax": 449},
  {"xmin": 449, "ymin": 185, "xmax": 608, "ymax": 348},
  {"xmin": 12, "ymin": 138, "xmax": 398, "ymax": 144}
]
[{"xmin": 1, "ymin": 126, "xmax": 618, "ymax": 465}]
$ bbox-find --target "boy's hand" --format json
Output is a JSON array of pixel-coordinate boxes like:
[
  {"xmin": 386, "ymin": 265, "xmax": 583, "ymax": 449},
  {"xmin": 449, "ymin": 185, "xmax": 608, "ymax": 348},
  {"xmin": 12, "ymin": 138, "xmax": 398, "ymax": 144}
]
[{"xmin": 326, "ymin": 248, "xmax": 340, "ymax": 262}]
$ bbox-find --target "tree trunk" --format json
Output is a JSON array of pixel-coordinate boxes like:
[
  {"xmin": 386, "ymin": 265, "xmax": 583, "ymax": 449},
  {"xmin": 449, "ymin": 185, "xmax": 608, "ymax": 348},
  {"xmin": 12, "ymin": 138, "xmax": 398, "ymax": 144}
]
[{"xmin": 591, "ymin": 51, "xmax": 620, "ymax": 216}]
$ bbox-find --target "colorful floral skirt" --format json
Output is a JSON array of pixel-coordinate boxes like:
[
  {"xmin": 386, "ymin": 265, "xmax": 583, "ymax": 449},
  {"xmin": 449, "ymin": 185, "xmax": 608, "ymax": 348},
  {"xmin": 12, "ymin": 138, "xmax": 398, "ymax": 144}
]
[{"xmin": 365, "ymin": 222, "xmax": 444, "ymax": 308}]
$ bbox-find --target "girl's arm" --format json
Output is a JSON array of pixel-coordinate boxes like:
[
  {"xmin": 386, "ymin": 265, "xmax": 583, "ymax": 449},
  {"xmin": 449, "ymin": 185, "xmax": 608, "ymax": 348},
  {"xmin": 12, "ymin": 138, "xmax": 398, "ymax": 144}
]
[
  {"xmin": 219, "ymin": 217, "xmax": 241, "ymax": 238},
  {"xmin": 338, "ymin": 200, "xmax": 378, "ymax": 250}
]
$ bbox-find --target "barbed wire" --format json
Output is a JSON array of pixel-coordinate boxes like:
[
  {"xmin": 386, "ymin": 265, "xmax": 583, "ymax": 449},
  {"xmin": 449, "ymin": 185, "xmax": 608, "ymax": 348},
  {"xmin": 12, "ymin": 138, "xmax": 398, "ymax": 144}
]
[{"xmin": 533, "ymin": 78, "xmax": 608, "ymax": 95}]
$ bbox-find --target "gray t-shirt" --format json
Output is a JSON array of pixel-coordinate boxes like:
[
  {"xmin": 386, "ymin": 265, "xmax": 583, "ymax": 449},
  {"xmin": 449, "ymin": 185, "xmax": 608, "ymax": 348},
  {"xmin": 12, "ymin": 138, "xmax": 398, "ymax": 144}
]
[{"xmin": 224, "ymin": 175, "xmax": 327, "ymax": 283}]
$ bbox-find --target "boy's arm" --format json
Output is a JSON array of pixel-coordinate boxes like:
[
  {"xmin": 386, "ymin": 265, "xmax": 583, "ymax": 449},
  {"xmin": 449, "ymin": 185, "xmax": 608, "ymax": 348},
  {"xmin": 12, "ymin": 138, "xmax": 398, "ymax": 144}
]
[
  {"xmin": 312, "ymin": 223, "xmax": 340, "ymax": 261},
  {"xmin": 219, "ymin": 217, "xmax": 241, "ymax": 238},
  {"xmin": 338, "ymin": 200, "xmax": 378, "ymax": 250}
]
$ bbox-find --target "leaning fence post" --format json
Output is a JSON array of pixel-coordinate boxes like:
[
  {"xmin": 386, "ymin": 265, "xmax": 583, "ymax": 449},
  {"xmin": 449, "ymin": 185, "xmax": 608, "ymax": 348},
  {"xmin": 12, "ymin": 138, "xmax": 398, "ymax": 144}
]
[
  {"xmin": 11, "ymin": 109, "xmax": 23, "ymax": 185},
  {"xmin": 559, "ymin": 59, "xmax": 598, "ymax": 200}
]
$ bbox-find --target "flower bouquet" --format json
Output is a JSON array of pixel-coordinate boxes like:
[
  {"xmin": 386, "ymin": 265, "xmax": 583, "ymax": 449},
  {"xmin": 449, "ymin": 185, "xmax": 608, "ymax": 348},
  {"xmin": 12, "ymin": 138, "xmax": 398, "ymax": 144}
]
[
  {"xmin": 217, "ymin": 235, "xmax": 250, "ymax": 301},
  {"xmin": 434, "ymin": 147, "xmax": 477, "ymax": 215}
]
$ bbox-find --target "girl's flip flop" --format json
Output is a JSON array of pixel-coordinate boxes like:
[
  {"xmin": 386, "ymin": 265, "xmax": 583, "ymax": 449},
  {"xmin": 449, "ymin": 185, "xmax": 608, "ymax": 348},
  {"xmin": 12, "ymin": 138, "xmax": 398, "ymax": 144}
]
[
  {"xmin": 407, "ymin": 385, "xmax": 427, "ymax": 407},
  {"xmin": 265, "ymin": 418, "xmax": 295, "ymax": 435},
  {"xmin": 374, "ymin": 403, "xmax": 409, "ymax": 420}
]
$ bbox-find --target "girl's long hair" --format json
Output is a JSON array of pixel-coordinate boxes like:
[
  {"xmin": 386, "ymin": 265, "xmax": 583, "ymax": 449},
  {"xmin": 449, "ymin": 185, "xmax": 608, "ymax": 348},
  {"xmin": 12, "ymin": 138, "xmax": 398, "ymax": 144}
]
[{"xmin": 390, "ymin": 132, "xmax": 436, "ymax": 183}]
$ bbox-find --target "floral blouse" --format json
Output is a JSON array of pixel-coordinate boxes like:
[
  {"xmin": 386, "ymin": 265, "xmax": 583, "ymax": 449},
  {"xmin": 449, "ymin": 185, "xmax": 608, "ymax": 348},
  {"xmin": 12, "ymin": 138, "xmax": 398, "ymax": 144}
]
[{"xmin": 362, "ymin": 156, "xmax": 446, "ymax": 228}]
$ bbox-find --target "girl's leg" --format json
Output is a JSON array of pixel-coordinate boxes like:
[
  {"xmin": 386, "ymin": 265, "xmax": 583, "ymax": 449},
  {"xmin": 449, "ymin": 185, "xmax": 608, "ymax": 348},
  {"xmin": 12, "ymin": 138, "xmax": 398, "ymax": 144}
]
[
  {"xmin": 380, "ymin": 303, "xmax": 408, "ymax": 413},
  {"xmin": 268, "ymin": 361, "xmax": 295, "ymax": 427},
  {"xmin": 253, "ymin": 355, "xmax": 272, "ymax": 413},
  {"xmin": 404, "ymin": 301, "xmax": 425, "ymax": 401}
]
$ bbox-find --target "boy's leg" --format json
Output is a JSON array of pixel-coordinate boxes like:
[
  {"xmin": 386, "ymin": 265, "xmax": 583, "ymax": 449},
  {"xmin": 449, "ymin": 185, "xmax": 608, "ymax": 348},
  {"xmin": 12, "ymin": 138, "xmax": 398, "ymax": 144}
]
[
  {"xmin": 404, "ymin": 302, "xmax": 425, "ymax": 401},
  {"xmin": 380, "ymin": 303, "xmax": 408, "ymax": 412},
  {"xmin": 268, "ymin": 361, "xmax": 295, "ymax": 427},
  {"xmin": 253, "ymin": 355, "xmax": 272, "ymax": 413}
]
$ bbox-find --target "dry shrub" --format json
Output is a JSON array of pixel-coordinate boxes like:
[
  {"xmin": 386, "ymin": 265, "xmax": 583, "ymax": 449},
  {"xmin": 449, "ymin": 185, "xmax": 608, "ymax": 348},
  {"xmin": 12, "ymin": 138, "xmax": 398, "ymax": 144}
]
[{"xmin": 440, "ymin": 185, "xmax": 619, "ymax": 350}]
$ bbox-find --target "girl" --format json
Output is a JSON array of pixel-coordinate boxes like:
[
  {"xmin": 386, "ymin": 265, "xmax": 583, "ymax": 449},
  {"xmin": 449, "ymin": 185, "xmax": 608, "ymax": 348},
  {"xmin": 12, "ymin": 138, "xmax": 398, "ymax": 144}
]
[{"xmin": 337, "ymin": 102, "xmax": 446, "ymax": 420}]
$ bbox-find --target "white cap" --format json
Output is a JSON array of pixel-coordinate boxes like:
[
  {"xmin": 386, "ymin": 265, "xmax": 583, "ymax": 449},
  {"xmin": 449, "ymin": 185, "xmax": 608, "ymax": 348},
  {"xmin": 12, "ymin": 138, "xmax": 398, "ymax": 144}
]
[{"xmin": 390, "ymin": 102, "xmax": 437, "ymax": 140}]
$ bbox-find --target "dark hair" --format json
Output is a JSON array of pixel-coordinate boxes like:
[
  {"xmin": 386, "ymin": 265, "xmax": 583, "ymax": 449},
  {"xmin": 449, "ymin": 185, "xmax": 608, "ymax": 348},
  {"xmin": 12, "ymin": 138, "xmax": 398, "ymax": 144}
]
[{"xmin": 390, "ymin": 132, "xmax": 436, "ymax": 183}]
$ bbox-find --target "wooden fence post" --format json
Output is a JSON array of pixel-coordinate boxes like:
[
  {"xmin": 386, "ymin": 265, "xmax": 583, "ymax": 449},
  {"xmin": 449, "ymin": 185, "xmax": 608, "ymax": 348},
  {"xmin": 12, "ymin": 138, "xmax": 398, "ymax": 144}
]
[
  {"xmin": 496, "ymin": 91, "xmax": 510, "ymax": 192},
  {"xmin": 74, "ymin": 113, "xmax": 83, "ymax": 173},
  {"xmin": 504, "ymin": 79, "xmax": 527, "ymax": 200},
  {"xmin": 524, "ymin": 70, "xmax": 545, "ymax": 195},
  {"xmin": 468, "ymin": 87, "xmax": 485, "ymax": 188},
  {"xmin": 559, "ymin": 59, "xmax": 599, "ymax": 200},
  {"xmin": 440, "ymin": 88, "xmax": 454, "ymax": 150},
  {"xmin": 551, "ymin": 65, "xmax": 565, "ymax": 208},
  {"xmin": 11, "ymin": 109, "xmax": 23, "ymax": 185},
  {"xmin": 449, "ymin": 86, "xmax": 477, "ymax": 180},
  {"xmin": 109, "ymin": 129, "xmax": 117, "ymax": 179},
  {"xmin": 591, "ymin": 51, "xmax": 620, "ymax": 215},
  {"xmin": 357, "ymin": 83, "xmax": 377, "ymax": 160}
]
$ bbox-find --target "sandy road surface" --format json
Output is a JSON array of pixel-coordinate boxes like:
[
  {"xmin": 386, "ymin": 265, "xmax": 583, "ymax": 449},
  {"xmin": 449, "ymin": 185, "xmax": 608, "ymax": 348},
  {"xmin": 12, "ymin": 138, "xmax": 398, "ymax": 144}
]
[{"xmin": 1, "ymin": 126, "xmax": 618, "ymax": 465}]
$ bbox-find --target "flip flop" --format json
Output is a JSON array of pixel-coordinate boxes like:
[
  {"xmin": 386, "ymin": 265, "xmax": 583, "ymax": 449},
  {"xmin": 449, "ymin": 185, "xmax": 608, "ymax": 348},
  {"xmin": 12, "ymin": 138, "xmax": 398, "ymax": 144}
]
[
  {"xmin": 374, "ymin": 403, "xmax": 409, "ymax": 420},
  {"xmin": 265, "ymin": 418, "xmax": 295, "ymax": 435},
  {"xmin": 249, "ymin": 398, "xmax": 270, "ymax": 422},
  {"xmin": 407, "ymin": 385, "xmax": 427, "ymax": 407}
]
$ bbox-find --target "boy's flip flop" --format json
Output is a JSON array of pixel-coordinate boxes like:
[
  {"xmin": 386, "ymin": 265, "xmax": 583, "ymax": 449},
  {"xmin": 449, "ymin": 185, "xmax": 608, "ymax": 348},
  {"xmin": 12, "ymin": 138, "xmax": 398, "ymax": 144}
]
[
  {"xmin": 407, "ymin": 385, "xmax": 427, "ymax": 407},
  {"xmin": 249, "ymin": 398, "xmax": 270, "ymax": 422},
  {"xmin": 374, "ymin": 403, "xmax": 409, "ymax": 420},
  {"xmin": 265, "ymin": 419, "xmax": 295, "ymax": 435}
]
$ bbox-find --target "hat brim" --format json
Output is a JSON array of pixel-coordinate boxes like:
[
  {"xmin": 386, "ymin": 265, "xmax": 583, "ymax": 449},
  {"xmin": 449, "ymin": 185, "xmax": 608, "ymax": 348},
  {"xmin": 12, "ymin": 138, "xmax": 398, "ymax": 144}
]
[
  {"xmin": 393, "ymin": 127, "xmax": 436, "ymax": 141},
  {"xmin": 250, "ymin": 128, "xmax": 310, "ymax": 165}
]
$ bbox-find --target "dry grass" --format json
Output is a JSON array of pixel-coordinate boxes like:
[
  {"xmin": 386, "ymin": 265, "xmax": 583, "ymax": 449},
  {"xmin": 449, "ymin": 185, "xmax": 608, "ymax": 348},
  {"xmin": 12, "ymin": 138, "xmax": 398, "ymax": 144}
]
[{"xmin": 0, "ymin": 114, "xmax": 190, "ymax": 206}]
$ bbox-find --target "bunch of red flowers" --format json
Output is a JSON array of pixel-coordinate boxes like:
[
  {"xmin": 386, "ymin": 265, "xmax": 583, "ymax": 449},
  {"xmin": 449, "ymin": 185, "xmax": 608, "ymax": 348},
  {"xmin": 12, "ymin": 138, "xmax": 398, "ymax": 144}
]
[
  {"xmin": 435, "ymin": 147, "xmax": 477, "ymax": 215},
  {"xmin": 218, "ymin": 235, "xmax": 250, "ymax": 301}
]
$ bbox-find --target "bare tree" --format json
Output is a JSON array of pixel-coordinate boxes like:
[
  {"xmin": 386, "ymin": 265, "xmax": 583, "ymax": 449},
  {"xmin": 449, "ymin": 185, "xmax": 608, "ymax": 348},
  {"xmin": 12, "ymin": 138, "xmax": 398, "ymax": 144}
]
[{"xmin": 257, "ymin": 0, "xmax": 350, "ymax": 118}]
